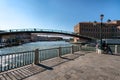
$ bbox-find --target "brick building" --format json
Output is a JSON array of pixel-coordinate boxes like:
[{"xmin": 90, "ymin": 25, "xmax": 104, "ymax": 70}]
[{"xmin": 74, "ymin": 20, "xmax": 120, "ymax": 42}]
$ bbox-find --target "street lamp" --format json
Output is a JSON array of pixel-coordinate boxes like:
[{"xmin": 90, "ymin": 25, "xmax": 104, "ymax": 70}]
[{"xmin": 100, "ymin": 14, "xmax": 104, "ymax": 51}]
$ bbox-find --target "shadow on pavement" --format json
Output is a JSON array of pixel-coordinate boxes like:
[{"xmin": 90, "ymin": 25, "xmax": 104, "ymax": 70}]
[
  {"xmin": 60, "ymin": 57, "xmax": 74, "ymax": 61},
  {"xmin": 0, "ymin": 52, "xmax": 83, "ymax": 80},
  {"xmin": 36, "ymin": 64, "xmax": 53, "ymax": 70},
  {"xmin": 113, "ymin": 54, "xmax": 120, "ymax": 56}
]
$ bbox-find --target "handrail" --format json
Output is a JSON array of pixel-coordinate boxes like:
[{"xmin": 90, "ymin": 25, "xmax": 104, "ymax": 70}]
[
  {"xmin": 0, "ymin": 45, "xmax": 81, "ymax": 72},
  {"xmin": 1, "ymin": 28, "xmax": 75, "ymax": 34},
  {"xmin": 0, "ymin": 28, "xmax": 95, "ymax": 40},
  {"xmin": 0, "ymin": 50, "xmax": 35, "ymax": 56}
]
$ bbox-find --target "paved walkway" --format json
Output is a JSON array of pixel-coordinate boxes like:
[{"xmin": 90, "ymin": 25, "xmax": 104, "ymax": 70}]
[
  {"xmin": 0, "ymin": 52, "xmax": 81, "ymax": 80},
  {"xmin": 0, "ymin": 51, "xmax": 120, "ymax": 80},
  {"xmin": 24, "ymin": 51, "xmax": 120, "ymax": 80}
]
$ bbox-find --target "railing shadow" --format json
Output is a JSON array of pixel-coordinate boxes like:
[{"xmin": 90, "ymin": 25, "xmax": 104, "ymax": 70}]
[
  {"xmin": 60, "ymin": 56, "xmax": 74, "ymax": 61},
  {"xmin": 36, "ymin": 64, "xmax": 53, "ymax": 70},
  {"xmin": 0, "ymin": 64, "xmax": 53, "ymax": 80},
  {"xmin": 74, "ymin": 53, "xmax": 85, "ymax": 56},
  {"xmin": 103, "ymin": 52, "xmax": 120, "ymax": 56},
  {"xmin": 0, "ymin": 55, "xmax": 76, "ymax": 80},
  {"xmin": 51, "ymin": 53, "xmax": 84, "ymax": 67},
  {"xmin": 112, "ymin": 54, "xmax": 120, "ymax": 56},
  {"xmin": 0, "ymin": 52, "xmax": 83, "ymax": 80},
  {"xmin": 59, "ymin": 53, "xmax": 85, "ymax": 60}
]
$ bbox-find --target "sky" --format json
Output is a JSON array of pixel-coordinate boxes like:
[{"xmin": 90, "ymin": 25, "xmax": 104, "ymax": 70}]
[{"xmin": 0, "ymin": 0, "xmax": 120, "ymax": 31}]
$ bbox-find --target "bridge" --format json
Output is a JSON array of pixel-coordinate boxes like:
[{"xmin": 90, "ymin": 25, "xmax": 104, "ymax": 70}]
[{"xmin": 0, "ymin": 28, "xmax": 95, "ymax": 40}]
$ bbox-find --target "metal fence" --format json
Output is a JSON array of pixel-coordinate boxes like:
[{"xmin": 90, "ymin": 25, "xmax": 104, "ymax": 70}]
[
  {"xmin": 81, "ymin": 44, "xmax": 120, "ymax": 54},
  {"xmin": 0, "ymin": 51, "xmax": 35, "ymax": 72},
  {"xmin": 0, "ymin": 45, "xmax": 81, "ymax": 72}
]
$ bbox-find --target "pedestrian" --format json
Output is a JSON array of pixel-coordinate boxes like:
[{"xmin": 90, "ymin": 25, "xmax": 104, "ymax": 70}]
[
  {"xmin": 102, "ymin": 41, "xmax": 106, "ymax": 51},
  {"xmin": 103, "ymin": 44, "xmax": 113, "ymax": 55}
]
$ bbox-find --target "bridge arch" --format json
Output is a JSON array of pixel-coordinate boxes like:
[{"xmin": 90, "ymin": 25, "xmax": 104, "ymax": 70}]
[{"xmin": 0, "ymin": 28, "xmax": 95, "ymax": 42}]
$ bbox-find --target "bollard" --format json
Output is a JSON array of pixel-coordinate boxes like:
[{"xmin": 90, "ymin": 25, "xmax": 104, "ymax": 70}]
[
  {"xmin": 115, "ymin": 45, "xmax": 118, "ymax": 54},
  {"xmin": 34, "ymin": 49, "xmax": 39, "ymax": 65}
]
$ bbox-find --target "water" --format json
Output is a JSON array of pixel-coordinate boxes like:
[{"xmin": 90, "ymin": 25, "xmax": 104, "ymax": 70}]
[{"xmin": 0, "ymin": 41, "xmax": 72, "ymax": 54}]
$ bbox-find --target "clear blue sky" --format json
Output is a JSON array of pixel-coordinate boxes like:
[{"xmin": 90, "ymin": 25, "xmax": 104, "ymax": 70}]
[{"xmin": 0, "ymin": 0, "xmax": 120, "ymax": 31}]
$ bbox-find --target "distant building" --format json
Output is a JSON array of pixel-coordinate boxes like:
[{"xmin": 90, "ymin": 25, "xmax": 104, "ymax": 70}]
[
  {"xmin": 74, "ymin": 20, "xmax": 120, "ymax": 42},
  {"xmin": 0, "ymin": 33, "xmax": 31, "ymax": 43},
  {"xmin": 31, "ymin": 33, "xmax": 63, "ymax": 41}
]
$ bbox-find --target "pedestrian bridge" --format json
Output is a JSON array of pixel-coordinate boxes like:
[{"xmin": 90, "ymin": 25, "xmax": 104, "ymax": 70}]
[{"xmin": 0, "ymin": 28, "xmax": 95, "ymax": 40}]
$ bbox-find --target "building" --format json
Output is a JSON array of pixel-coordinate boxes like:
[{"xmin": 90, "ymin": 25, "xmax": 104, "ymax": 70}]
[
  {"xmin": 31, "ymin": 33, "xmax": 63, "ymax": 42},
  {"xmin": 0, "ymin": 33, "xmax": 31, "ymax": 45},
  {"xmin": 74, "ymin": 20, "xmax": 120, "ymax": 42}
]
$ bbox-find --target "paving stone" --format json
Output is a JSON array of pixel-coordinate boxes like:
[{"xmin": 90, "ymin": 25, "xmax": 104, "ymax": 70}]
[{"xmin": 1, "ymin": 51, "xmax": 120, "ymax": 80}]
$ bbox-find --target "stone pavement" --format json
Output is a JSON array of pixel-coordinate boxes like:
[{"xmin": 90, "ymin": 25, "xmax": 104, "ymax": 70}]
[
  {"xmin": 24, "ymin": 51, "xmax": 120, "ymax": 80},
  {"xmin": 0, "ymin": 51, "xmax": 82, "ymax": 80},
  {"xmin": 0, "ymin": 51, "xmax": 120, "ymax": 80}
]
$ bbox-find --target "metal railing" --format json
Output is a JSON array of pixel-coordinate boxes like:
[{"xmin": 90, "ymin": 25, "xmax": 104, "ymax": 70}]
[
  {"xmin": 0, "ymin": 45, "xmax": 81, "ymax": 72},
  {"xmin": 0, "ymin": 51, "xmax": 35, "ymax": 72},
  {"xmin": 108, "ymin": 45, "xmax": 120, "ymax": 53},
  {"xmin": 1, "ymin": 28, "xmax": 76, "ymax": 35}
]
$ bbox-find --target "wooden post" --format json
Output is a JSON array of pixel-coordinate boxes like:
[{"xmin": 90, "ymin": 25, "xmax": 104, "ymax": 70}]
[{"xmin": 34, "ymin": 49, "xmax": 39, "ymax": 65}]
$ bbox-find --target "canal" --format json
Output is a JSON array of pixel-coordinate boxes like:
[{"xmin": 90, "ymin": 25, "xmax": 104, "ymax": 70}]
[{"xmin": 0, "ymin": 41, "xmax": 72, "ymax": 54}]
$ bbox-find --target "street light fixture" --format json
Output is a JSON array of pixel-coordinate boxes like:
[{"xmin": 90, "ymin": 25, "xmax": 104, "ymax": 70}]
[{"xmin": 100, "ymin": 14, "xmax": 104, "ymax": 51}]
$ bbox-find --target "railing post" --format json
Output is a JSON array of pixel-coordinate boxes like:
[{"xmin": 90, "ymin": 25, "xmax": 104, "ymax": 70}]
[
  {"xmin": 79, "ymin": 44, "xmax": 82, "ymax": 51},
  {"xmin": 58, "ymin": 47, "xmax": 61, "ymax": 57},
  {"xmin": 115, "ymin": 45, "xmax": 118, "ymax": 54},
  {"xmin": 34, "ymin": 49, "xmax": 39, "ymax": 65},
  {"xmin": 71, "ymin": 45, "xmax": 74, "ymax": 54}
]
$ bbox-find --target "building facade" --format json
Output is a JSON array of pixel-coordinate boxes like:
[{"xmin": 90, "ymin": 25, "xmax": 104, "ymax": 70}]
[
  {"xmin": 0, "ymin": 33, "xmax": 31, "ymax": 44},
  {"xmin": 31, "ymin": 33, "xmax": 63, "ymax": 42},
  {"xmin": 74, "ymin": 20, "xmax": 120, "ymax": 42}
]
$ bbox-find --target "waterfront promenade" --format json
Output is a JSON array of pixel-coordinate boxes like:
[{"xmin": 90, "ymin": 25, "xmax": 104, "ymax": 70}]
[{"xmin": 0, "ymin": 51, "xmax": 120, "ymax": 80}]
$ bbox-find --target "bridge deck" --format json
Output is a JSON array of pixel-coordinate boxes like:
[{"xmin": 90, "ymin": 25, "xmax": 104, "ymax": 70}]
[{"xmin": 0, "ymin": 28, "xmax": 94, "ymax": 40}]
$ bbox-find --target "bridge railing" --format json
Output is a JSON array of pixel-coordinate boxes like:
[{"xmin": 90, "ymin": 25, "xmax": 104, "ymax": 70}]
[
  {"xmin": 2, "ymin": 28, "xmax": 76, "ymax": 35},
  {"xmin": 0, "ymin": 28, "xmax": 95, "ymax": 40},
  {"xmin": 0, "ymin": 45, "xmax": 81, "ymax": 72}
]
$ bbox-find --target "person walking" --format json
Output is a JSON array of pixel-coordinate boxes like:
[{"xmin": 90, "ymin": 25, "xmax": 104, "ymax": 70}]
[
  {"xmin": 103, "ymin": 43, "xmax": 113, "ymax": 55},
  {"xmin": 102, "ymin": 41, "xmax": 106, "ymax": 51}
]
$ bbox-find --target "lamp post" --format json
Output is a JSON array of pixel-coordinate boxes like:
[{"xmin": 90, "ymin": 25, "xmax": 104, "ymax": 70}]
[{"xmin": 100, "ymin": 14, "xmax": 104, "ymax": 52}]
